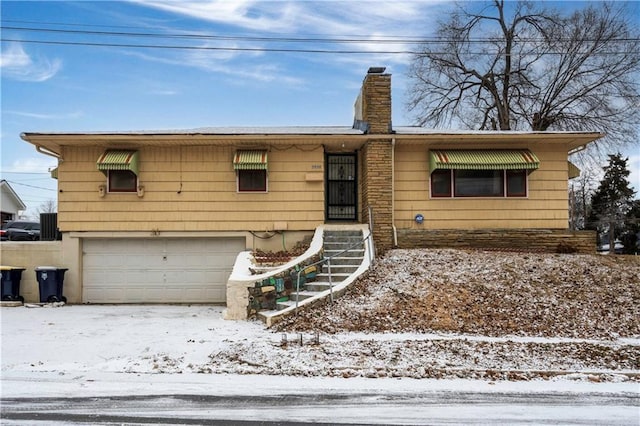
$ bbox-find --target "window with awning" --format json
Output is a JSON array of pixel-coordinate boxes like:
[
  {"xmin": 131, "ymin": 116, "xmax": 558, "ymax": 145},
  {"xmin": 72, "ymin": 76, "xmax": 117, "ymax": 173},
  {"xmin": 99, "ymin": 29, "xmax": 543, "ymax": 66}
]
[
  {"xmin": 429, "ymin": 149, "xmax": 538, "ymax": 198},
  {"xmin": 96, "ymin": 150, "xmax": 139, "ymax": 193},
  {"xmin": 234, "ymin": 150, "xmax": 268, "ymax": 192},
  {"xmin": 233, "ymin": 150, "xmax": 268, "ymax": 170},
  {"xmin": 429, "ymin": 149, "xmax": 540, "ymax": 171},
  {"xmin": 97, "ymin": 150, "xmax": 139, "ymax": 175}
]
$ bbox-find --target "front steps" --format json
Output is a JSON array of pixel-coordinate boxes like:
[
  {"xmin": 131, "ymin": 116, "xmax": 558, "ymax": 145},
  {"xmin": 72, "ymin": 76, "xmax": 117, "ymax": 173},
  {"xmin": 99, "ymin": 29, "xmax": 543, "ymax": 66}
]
[{"xmin": 257, "ymin": 228, "xmax": 368, "ymax": 325}]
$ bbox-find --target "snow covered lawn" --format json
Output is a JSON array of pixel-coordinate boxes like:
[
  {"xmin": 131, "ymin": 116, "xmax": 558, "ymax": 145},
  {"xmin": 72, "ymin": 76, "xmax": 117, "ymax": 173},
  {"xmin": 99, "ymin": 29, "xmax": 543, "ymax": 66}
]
[{"xmin": 1, "ymin": 249, "xmax": 638, "ymax": 402}]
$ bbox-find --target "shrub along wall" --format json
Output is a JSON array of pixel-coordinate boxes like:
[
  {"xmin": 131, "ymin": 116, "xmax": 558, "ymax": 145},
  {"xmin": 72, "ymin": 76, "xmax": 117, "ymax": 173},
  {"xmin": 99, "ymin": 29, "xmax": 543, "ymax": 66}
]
[{"xmin": 396, "ymin": 229, "xmax": 596, "ymax": 254}]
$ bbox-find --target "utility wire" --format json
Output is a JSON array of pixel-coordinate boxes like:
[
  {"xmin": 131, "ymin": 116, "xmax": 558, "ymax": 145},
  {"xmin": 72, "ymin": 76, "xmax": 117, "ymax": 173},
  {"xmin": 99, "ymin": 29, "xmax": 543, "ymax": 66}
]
[
  {"xmin": 0, "ymin": 38, "xmax": 419, "ymax": 54},
  {"xmin": 2, "ymin": 23, "xmax": 638, "ymax": 44},
  {"xmin": 5, "ymin": 180, "xmax": 56, "ymax": 191},
  {"xmin": 2, "ymin": 38, "xmax": 637, "ymax": 56}
]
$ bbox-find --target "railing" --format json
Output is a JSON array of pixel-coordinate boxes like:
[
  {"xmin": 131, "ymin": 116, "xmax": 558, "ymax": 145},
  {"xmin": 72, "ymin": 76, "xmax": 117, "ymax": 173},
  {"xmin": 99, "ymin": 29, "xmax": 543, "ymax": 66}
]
[{"xmin": 294, "ymin": 229, "xmax": 373, "ymax": 310}]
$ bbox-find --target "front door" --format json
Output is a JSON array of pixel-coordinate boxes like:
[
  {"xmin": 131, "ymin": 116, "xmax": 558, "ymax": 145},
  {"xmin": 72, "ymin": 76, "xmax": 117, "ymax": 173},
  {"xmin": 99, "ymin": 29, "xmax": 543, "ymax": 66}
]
[{"xmin": 326, "ymin": 153, "xmax": 357, "ymax": 221}]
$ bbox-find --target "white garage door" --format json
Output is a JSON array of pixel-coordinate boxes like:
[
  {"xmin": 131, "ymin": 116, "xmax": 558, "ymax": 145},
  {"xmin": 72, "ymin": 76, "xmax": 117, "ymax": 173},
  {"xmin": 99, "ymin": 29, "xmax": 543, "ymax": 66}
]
[{"xmin": 82, "ymin": 238, "xmax": 246, "ymax": 303}]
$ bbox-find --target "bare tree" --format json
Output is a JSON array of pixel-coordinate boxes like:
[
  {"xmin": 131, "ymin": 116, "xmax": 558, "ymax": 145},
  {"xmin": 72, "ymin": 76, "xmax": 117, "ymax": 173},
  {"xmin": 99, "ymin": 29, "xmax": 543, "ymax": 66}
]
[
  {"xmin": 407, "ymin": 1, "xmax": 640, "ymax": 150},
  {"xmin": 37, "ymin": 199, "xmax": 57, "ymax": 214}
]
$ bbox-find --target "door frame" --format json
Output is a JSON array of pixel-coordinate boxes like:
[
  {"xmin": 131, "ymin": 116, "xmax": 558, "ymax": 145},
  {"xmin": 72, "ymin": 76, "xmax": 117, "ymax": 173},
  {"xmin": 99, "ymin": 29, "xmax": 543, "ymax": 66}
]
[{"xmin": 325, "ymin": 152, "xmax": 358, "ymax": 221}]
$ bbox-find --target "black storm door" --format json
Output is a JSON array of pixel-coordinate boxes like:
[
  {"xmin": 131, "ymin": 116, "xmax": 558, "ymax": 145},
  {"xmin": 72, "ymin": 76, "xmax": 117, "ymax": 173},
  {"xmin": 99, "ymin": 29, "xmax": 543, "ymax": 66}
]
[{"xmin": 326, "ymin": 154, "xmax": 357, "ymax": 221}]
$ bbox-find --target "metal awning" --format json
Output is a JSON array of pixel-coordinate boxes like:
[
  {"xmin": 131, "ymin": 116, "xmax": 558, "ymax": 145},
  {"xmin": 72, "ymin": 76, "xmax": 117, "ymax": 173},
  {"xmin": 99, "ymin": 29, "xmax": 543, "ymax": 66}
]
[
  {"xmin": 568, "ymin": 161, "xmax": 580, "ymax": 179},
  {"xmin": 233, "ymin": 150, "xmax": 268, "ymax": 170},
  {"xmin": 97, "ymin": 150, "xmax": 139, "ymax": 175},
  {"xmin": 430, "ymin": 149, "xmax": 540, "ymax": 171}
]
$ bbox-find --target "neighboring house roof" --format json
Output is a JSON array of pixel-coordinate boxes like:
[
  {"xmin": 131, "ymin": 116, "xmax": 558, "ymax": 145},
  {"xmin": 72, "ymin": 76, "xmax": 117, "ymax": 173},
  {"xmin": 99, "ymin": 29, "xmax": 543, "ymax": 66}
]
[
  {"xmin": 21, "ymin": 126, "xmax": 604, "ymax": 156},
  {"xmin": 0, "ymin": 179, "xmax": 27, "ymax": 212}
]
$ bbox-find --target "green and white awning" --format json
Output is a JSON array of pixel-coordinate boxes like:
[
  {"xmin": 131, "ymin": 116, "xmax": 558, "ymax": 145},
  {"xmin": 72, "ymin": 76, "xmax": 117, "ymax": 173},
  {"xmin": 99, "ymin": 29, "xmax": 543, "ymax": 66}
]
[
  {"xmin": 233, "ymin": 150, "xmax": 268, "ymax": 170},
  {"xmin": 97, "ymin": 150, "xmax": 139, "ymax": 175},
  {"xmin": 430, "ymin": 149, "xmax": 540, "ymax": 171}
]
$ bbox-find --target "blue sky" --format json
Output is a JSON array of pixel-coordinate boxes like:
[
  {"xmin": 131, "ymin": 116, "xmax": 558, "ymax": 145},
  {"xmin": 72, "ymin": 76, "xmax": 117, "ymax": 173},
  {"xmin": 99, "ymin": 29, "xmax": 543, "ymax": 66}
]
[{"xmin": 1, "ymin": 0, "xmax": 639, "ymax": 218}]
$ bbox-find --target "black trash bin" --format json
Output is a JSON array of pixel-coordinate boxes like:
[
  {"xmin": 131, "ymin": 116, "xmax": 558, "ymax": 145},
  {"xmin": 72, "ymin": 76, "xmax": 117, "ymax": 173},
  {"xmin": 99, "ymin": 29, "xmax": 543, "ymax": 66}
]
[
  {"xmin": 1, "ymin": 266, "xmax": 26, "ymax": 302},
  {"xmin": 35, "ymin": 266, "xmax": 67, "ymax": 303}
]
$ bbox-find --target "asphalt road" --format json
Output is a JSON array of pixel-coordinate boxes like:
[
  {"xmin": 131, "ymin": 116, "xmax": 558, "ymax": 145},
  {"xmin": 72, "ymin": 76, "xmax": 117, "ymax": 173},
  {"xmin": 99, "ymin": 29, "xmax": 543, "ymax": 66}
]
[{"xmin": 2, "ymin": 391, "xmax": 639, "ymax": 425}]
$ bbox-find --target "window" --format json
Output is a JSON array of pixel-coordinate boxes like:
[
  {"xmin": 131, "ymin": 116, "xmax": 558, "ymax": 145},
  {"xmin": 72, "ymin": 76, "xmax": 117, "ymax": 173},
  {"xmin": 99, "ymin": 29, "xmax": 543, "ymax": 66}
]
[
  {"xmin": 234, "ymin": 150, "xmax": 268, "ymax": 193},
  {"xmin": 455, "ymin": 170, "xmax": 504, "ymax": 197},
  {"xmin": 506, "ymin": 170, "xmax": 527, "ymax": 196},
  {"xmin": 108, "ymin": 170, "xmax": 138, "ymax": 192},
  {"xmin": 97, "ymin": 150, "xmax": 139, "ymax": 194},
  {"xmin": 431, "ymin": 169, "xmax": 527, "ymax": 198},
  {"xmin": 238, "ymin": 169, "xmax": 267, "ymax": 192},
  {"xmin": 431, "ymin": 169, "xmax": 452, "ymax": 197}
]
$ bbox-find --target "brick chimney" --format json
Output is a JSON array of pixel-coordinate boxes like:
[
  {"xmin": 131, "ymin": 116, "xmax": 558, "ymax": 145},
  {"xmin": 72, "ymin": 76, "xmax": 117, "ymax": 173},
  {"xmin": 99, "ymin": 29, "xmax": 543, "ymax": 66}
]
[{"xmin": 353, "ymin": 67, "xmax": 392, "ymax": 134}]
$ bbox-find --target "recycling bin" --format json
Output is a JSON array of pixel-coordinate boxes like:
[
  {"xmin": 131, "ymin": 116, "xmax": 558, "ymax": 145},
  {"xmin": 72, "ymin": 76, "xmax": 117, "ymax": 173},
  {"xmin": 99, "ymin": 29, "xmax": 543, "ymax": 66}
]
[
  {"xmin": 35, "ymin": 266, "xmax": 67, "ymax": 303},
  {"xmin": 1, "ymin": 266, "xmax": 25, "ymax": 302}
]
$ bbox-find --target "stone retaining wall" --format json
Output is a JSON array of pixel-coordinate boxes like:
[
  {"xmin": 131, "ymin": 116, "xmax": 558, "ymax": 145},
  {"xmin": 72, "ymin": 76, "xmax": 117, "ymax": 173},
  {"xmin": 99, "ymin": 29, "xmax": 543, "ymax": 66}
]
[{"xmin": 396, "ymin": 229, "xmax": 596, "ymax": 254}]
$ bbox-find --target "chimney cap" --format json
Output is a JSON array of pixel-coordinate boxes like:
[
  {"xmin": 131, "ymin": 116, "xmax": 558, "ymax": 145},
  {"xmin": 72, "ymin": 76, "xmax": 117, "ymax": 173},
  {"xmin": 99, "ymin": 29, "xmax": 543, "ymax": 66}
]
[{"xmin": 367, "ymin": 66, "xmax": 386, "ymax": 74}]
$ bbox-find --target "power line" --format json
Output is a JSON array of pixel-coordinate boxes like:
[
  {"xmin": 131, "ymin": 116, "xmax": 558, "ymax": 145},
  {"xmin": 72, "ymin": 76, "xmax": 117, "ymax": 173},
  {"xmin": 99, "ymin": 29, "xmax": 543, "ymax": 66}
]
[
  {"xmin": 2, "ymin": 22, "xmax": 638, "ymax": 44},
  {"xmin": 2, "ymin": 37, "xmax": 637, "ymax": 56},
  {"xmin": 0, "ymin": 38, "xmax": 418, "ymax": 54},
  {"xmin": 1, "ymin": 172, "xmax": 51, "ymax": 175},
  {"xmin": 5, "ymin": 180, "xmax": 56, "ymax": 191},
  {"xmin": 1, "ymin": 25, "xmax": 423, "ymax": 44}
]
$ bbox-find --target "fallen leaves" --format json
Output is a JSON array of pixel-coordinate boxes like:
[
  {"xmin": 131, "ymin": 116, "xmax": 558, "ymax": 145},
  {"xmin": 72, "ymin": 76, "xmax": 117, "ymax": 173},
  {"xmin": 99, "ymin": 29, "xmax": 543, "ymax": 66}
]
[{"xmin": 275, "ymin": 249, "xmax": 640, "ymax": 340}]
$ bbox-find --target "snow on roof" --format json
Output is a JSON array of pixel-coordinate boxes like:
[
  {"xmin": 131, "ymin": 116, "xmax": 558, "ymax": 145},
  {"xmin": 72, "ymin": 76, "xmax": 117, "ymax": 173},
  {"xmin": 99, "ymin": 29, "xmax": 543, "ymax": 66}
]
[
  {"xmin": 392, "ymin": 126, "xmax": 602, "ymax": 136},
  {"xmin": 23, "ymin": 126, "xmax": 364, "ymax": 136}
]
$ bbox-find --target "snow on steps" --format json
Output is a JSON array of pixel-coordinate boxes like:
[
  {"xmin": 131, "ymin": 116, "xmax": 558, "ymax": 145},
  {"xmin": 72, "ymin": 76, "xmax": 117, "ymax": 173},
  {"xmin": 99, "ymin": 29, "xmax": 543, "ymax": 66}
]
[{"xmin": 258, "ymin": 226, "xmax": 373, "ymax": 327}]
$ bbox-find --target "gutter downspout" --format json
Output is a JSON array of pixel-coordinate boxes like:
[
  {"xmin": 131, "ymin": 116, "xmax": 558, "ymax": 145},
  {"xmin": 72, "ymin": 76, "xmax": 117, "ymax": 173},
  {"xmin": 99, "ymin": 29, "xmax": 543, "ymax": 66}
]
[
  {"xmin": 20, "ymin": 133, "xmax": 62, "ymax": 159},
  {"xmin": 391, "ymin": 138, "xmax": 397, "ymax": 247},
  {"xmin": 36, "ymin": 145, "xmax": 62, "ymax": 159},
  {"xmin": 568, "ymin": 145, "xmax": 587, "ymax": 155}
]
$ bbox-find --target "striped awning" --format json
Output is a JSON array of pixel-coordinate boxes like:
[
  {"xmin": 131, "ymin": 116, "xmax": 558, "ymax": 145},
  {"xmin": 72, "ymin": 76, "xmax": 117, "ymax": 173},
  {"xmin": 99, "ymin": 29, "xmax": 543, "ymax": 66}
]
[
  {"xmin": 97, "ymin": 150, "xmax": 139, "ymax": 175},
  {"xmin": 430, "ymin": 149, "xmax": 539, "ymax": 171},
  {"xmin": 568, "ymin": 161, "xmax": 580, "ymax": 179},
  {"xmin": 233, "ymin": 150, "xmax": 268, "ymax": 170}
]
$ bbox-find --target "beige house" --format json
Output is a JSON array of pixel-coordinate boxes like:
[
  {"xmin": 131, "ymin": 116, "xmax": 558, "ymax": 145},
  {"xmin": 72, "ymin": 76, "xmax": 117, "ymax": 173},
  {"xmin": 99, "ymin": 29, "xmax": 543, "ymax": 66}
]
[{"xmin": 20, "ymin": 67, "xmax": 602, "ymax": 305}]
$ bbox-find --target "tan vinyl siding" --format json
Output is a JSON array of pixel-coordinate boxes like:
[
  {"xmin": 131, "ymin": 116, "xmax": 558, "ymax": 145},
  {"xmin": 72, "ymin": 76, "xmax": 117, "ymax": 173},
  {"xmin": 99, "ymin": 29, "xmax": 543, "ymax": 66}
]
[
  {"xmin": 57, "ymin": 145, "xmax": 325, "ymax": 232},
  {"xmin": 394, "ymin": 144, "xmax": 570, "ymax": 230}
]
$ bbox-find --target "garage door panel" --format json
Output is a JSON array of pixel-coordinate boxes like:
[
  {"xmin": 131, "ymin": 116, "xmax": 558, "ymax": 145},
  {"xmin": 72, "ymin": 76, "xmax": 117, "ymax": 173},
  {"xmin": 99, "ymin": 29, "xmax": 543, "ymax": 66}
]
[{"xmin": 82, "ymin": 238, "xmax": 245, "ymax": 303}]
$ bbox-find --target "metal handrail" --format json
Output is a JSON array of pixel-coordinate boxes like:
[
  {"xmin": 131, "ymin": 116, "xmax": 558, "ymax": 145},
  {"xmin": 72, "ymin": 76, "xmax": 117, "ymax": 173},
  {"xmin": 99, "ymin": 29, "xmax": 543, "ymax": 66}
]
[{"xmin": 295, "ymin": 230, "xmax": 372, "ymax": 310}]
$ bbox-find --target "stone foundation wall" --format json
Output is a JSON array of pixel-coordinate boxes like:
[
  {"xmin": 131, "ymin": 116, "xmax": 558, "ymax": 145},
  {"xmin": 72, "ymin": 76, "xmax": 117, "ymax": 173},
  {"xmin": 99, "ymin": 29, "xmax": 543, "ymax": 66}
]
[{"xmin": 396, "ymin": 229, "xmax": 596, "ymax": 254}]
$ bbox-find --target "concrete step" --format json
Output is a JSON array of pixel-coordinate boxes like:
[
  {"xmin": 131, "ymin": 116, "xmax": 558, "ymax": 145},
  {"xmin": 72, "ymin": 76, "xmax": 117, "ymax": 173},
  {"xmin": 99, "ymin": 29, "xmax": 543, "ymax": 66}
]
[
  {"xmin": 315, "ymin": 272, "xmax": 352, "ymax": 282},
  {"xmin": 323, "ymin": 242, "xmax": 364, "ymax": 252},
  {"xmin": 322, "ymin": 256, "xmax": 364, "ymax": 266},
  {"xmin": 323, "ymin": 249, "xmax": 364, "ymax": 258},
  {"xmin": 320, "ymin": 264, "xmax": 359, "ymax": 274},
  {"xmin": 287, "ymin": 290, "xmax": 319, "ymax": 302},
  {"xmin": 304, "ymin": 282, "xmax": 332, "ymax": 292},
  {"xmin": 323, "ymin": 237, "xmax": 363, "ymax": 245},
  {"xmin": 255, "ymin": 228, "xmax": 369, "ymax": 324},
  {"xmin": 324, "ymin": 231, "xmax": 363, "ymax": 239}
]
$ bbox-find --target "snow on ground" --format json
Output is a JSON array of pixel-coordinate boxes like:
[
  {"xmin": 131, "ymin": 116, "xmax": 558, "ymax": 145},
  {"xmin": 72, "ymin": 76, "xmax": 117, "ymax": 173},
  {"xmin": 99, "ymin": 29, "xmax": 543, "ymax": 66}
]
[
  {"xmin": 1, "ymin": 304, "xmax": 638, "ymax": 393},
  {"xmin": 1, "ymin": 304, "xmax": 639, "ymax": 425},
  {"xmin": 0, "ymin": 249, "xmax": 639, "ymax": 424}
]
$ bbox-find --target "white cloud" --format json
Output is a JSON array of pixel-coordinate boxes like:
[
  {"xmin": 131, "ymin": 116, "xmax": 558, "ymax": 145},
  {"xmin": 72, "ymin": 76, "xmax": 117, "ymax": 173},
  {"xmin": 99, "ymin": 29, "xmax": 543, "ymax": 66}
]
[
  {"xmin": 131, "ymin": 0, "xmax": 301, "ymax": 32},
  {"xmin": 4, "ymin": 157, "xmax": 58, "ymax": 174},
  {"xmin": 5, "ymin": 110, "xmax": 84, "ymax": 120},
  {"xmin": 0, "ymin": 42, "xmax": 62, "ymax": 82},
  {"xmin": 130, "ymin": 0, "xmax": 444, "ymax": 72},
  {"xmin": 123, "ymin": 46, "xmax": 304, "ymax": 86}
]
